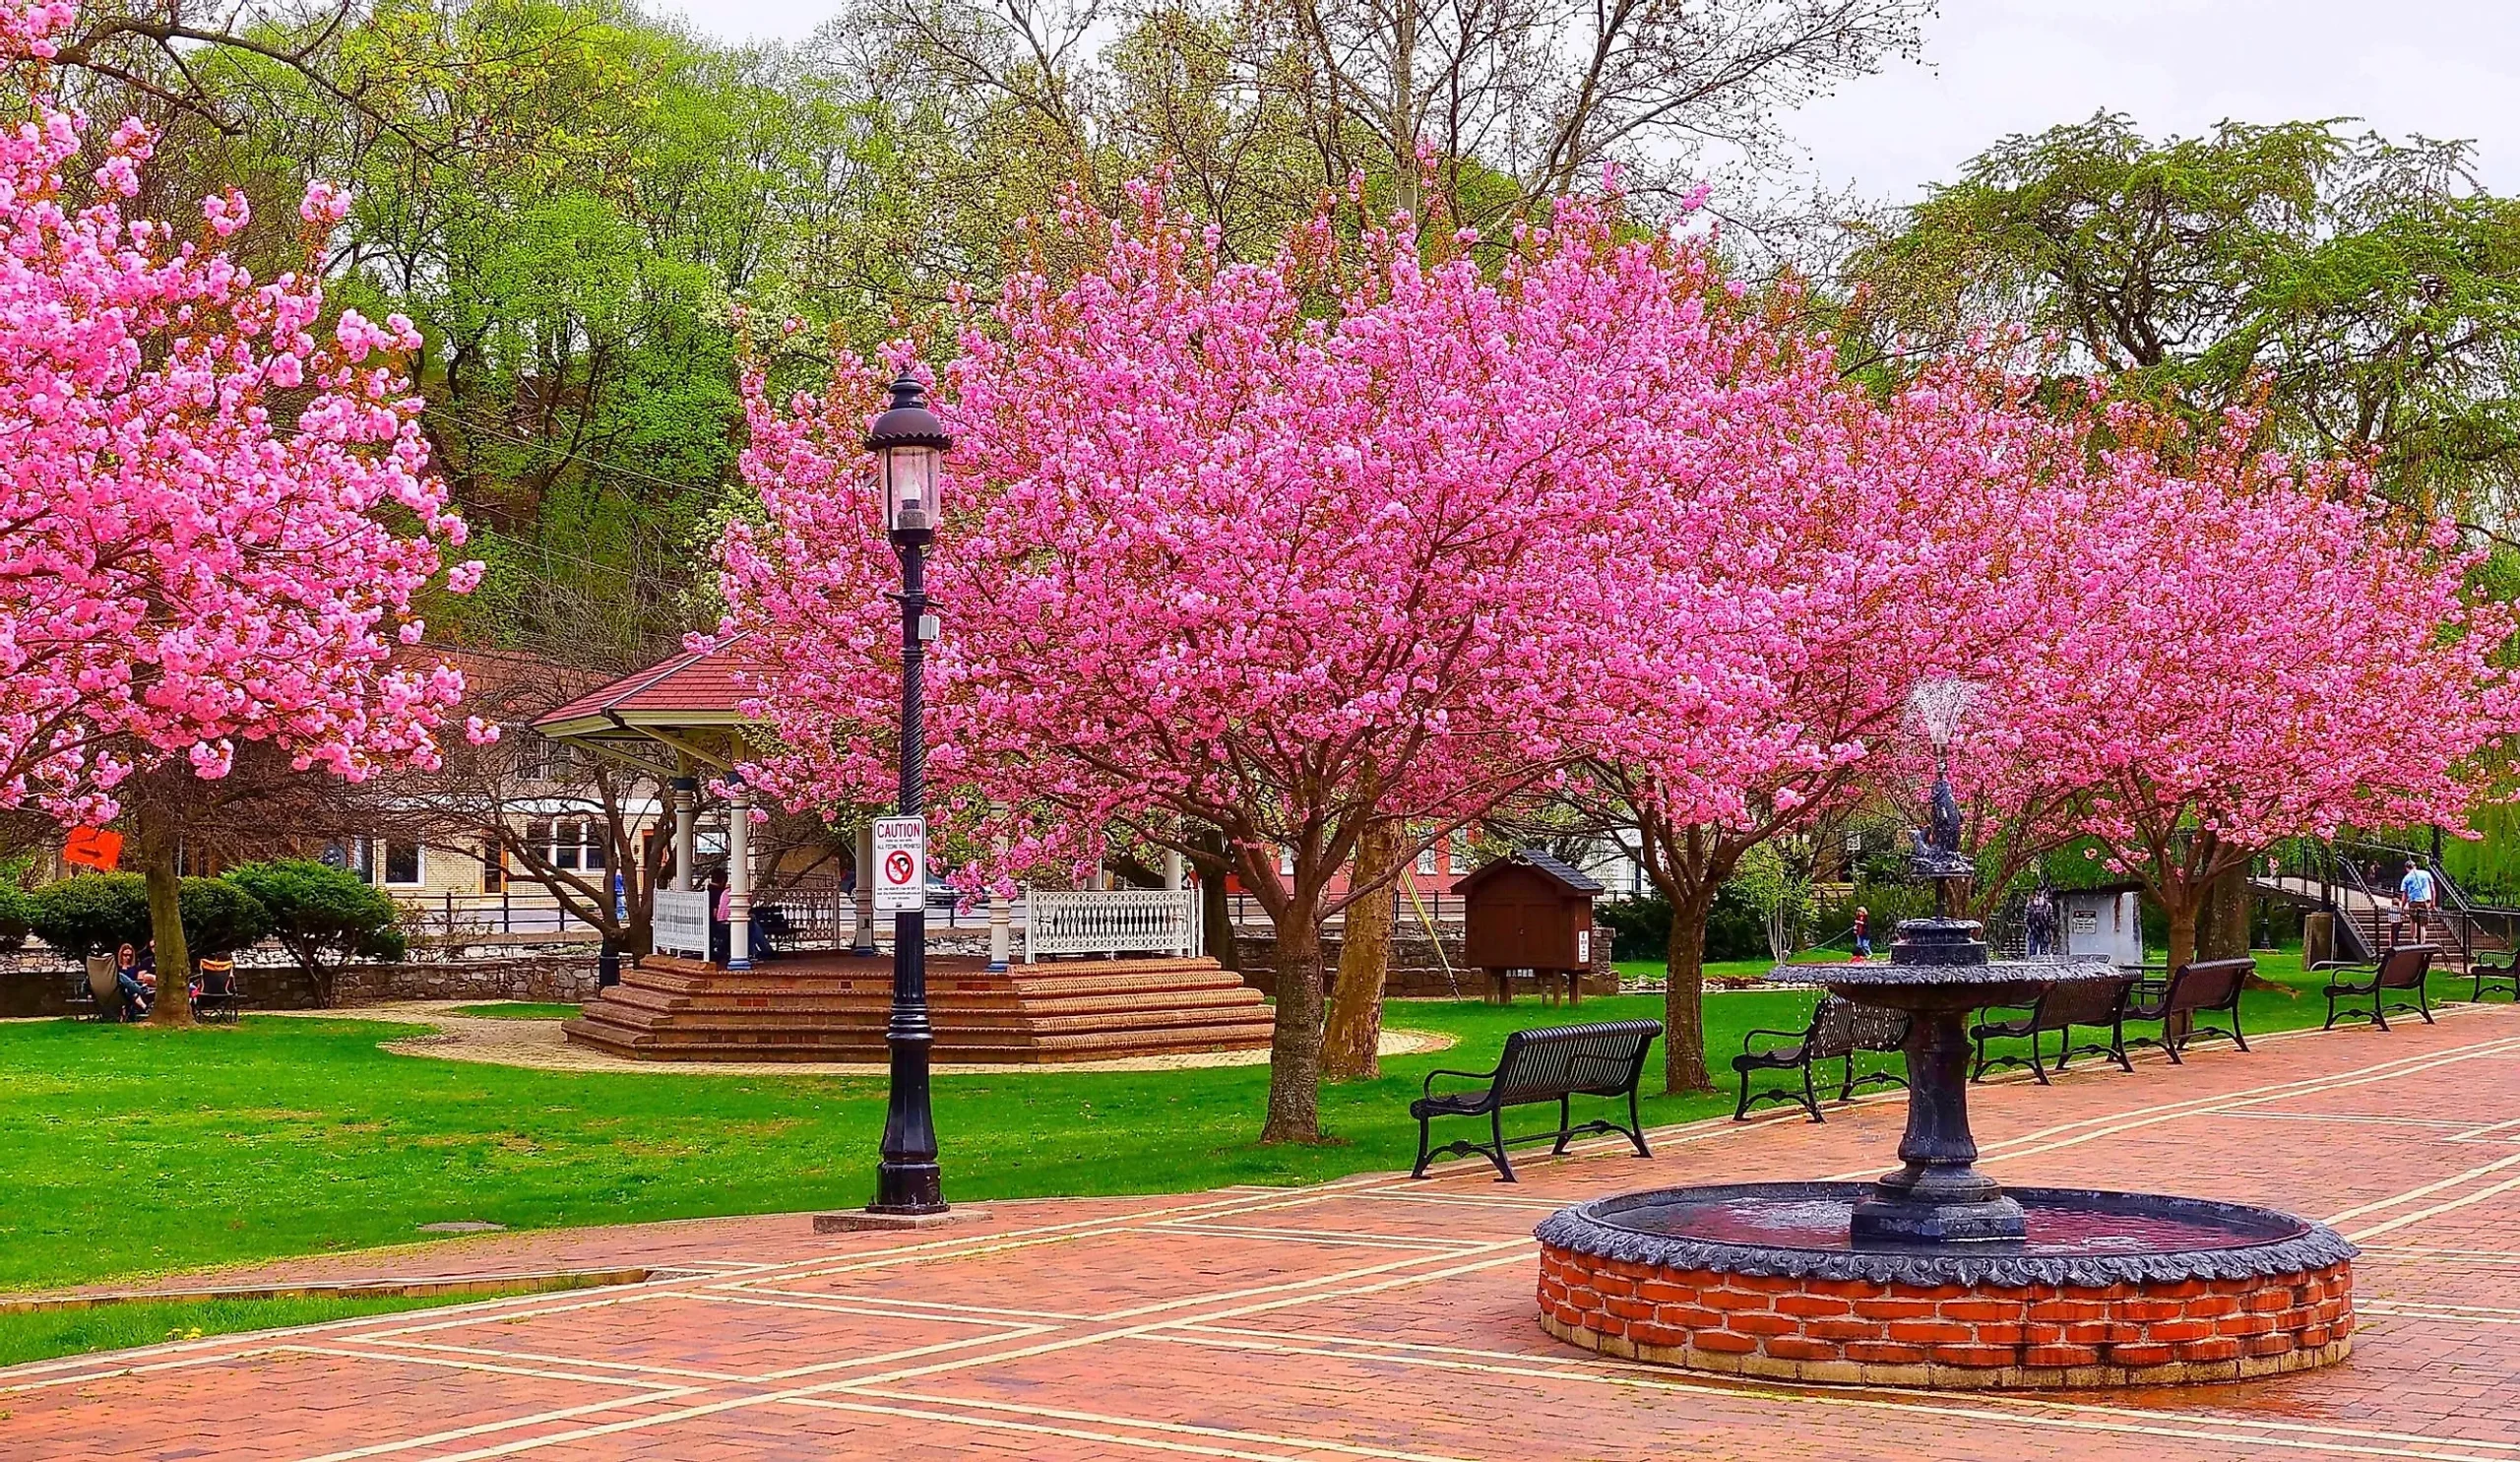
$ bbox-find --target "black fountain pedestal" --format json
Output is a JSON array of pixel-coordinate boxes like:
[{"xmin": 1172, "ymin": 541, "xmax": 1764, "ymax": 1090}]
[{"xmin": 1838, "ymin": 916, "xmax": 2048, "ymax": 1245}]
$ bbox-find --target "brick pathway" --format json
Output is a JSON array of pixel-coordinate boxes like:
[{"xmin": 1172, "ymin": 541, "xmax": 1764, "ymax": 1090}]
[{"xmin": 11, "ymin": 1005, "xmax": 2520, "ymax": 1460}]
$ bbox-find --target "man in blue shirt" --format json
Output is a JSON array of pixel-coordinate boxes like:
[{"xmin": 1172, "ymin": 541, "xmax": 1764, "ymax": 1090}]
[{"xmin": 2400, "ymin": 864, "xmax": 2436, "ymax": 944}]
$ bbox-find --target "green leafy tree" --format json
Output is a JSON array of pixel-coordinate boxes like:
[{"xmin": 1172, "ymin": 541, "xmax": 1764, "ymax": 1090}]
[
  {"xmin": 223, "ymin": 860, "xmax": 407, "ymax": 1008},
  {"xmin": 1844, "ymin": 113, "xmax": 2520, "ymax": 520}
]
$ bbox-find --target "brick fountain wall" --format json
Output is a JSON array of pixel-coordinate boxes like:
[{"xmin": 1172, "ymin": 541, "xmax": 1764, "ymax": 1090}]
[{"xmin": 1537, "ymin": 1245, "xmax": 2354, "ymax": 1389}]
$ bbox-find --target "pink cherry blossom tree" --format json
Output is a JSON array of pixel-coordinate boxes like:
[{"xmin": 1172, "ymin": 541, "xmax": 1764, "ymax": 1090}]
[
  {"xmin": 0, "ymin": 28, "xmax": 484, "ymax": 1023},
  {"xmin": 718, "ymin": 190, "xmax": 1779, "ymax": 1141},
  {"xmin": 1582, "ymin": 350, "xmax": 2089, "ymax": 1091},
  {"xmin": 1997, "ymin": 407, "xmax": 2516, "ymax": 971}
]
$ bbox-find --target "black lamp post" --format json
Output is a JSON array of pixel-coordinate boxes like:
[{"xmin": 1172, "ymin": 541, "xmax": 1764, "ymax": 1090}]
[{"xmin": 867, "ymin": 372, "xmax": 952, "ymax": 1217}]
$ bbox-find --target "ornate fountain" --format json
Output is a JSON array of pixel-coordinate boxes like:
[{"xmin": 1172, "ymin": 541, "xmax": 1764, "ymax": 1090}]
[{"xmin": 1534, "ymin": 681, "xmax": 2357, "ymax": 1388}]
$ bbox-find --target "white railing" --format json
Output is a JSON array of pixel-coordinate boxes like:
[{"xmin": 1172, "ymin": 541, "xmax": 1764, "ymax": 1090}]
[{"xmin": 1024, "ymin": 889, "xmax": 1201, "ymax": 961}]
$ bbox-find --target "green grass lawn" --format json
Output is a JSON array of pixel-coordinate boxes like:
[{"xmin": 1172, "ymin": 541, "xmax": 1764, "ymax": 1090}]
[
  {"xmin": 0, "ymin": 1292, "xmax": 496, "ymax": 1368},
  {"xmin": 0, "ymin": 947, "xmax": 2488, "ymax": 1299},
  {"xmin": 447, "ymin": 1002, "xmax": 590, "ymax": 1020}
]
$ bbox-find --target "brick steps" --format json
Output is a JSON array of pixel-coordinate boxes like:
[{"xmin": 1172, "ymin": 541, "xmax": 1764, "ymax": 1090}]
[{"xmin": 560, "ymin": 951, "xmax": 1274, "ymax": 1064}]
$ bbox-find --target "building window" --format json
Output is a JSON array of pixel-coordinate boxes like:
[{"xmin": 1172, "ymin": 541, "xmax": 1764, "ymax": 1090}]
[
  {"xmin": 533, "ymin": 818, "xmax": 606, "ymax": 872},
  {"xmin": 480, "ymin": 842, "xmax": 504, "ymax": 894},
  {"xmin": 1417, "ymin": 845, "xmax": 1438, "ymax": 876},
  {"xmin": 1277, "ymin": 847, "xmax": 1293, "ymax": 877},
  {"xmin": 373, "ymin": 840, "xmax": 422, "ymax": 886},
  {"xmin": 1450, "ymin": 831, "xmax": 1474, "ymax": 872},
  {"xmin": 523, "ymin": 737, "xmax": 580, "ymax": 782}
]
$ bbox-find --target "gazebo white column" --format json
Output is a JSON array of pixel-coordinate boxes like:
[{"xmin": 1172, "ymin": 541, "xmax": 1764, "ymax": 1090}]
[
  {"xmin": 670, "ymin": 776, "xmax": 698, "ymax": 892},
  {"xmin": 1164, "ymin": 850, "xmax": 1185, "ymax": 890},
  {"xmin": 851, "ymin": 822, "xmax": 877, "ymax": 954},
  {"xmin": 726, "ymin": 783, "xmax": 754, "ymax": 970},
  {"xmin": 987, "ymin": 823, "xmax": 1013, "ymax": 972}
]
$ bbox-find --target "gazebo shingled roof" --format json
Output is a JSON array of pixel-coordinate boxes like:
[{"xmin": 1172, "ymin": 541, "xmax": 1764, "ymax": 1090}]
[{"xmin": 532, "ymin": 634, "xmax": 759, "ymax": 777}]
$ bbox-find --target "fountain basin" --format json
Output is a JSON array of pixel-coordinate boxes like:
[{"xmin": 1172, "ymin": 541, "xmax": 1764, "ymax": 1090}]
[{"xmin": 1537, "ymin": 1182, "xmax": 2355, "ymax": 1389}]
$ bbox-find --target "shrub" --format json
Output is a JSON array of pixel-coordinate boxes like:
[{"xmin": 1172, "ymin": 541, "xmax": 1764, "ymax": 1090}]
[
  {"xmin": 0, "ymin": 881, "xmax": 31, "ymax": 951},
  {"xmin": 178, "ymin": 878, "xmax": 271, "ymax": 959},
  {"xmin": 222, "ymin": 859, "xmax": 402, "ymax": 1006},
  {"xmin": 27, "ymin": 872, "xmax": 272, "ymax": 963},
  {"xmin": 28, "ymin": 873, "xmax": 150, "ymax": 959}
]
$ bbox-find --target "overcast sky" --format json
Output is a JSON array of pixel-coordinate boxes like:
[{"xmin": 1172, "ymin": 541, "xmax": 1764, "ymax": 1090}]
[{"xmin": 665, "ymin": 0, "xmax": 2520, "ymax": 200}]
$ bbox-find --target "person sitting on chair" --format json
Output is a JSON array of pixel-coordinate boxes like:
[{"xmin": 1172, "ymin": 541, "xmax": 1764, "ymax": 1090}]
[{"xmin": 112, "ymin": 942, "xmax": 150, "ymax": 1021}]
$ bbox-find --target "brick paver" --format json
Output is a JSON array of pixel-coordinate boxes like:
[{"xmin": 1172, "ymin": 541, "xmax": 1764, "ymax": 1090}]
[{"xmin": 11, "ymin": 1004, "xmax": 2520, "ymax": 1460}]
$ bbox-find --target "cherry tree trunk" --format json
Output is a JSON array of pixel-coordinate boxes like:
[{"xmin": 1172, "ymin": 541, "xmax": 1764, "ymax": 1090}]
[
  {"xmin": 1261, "ymin": 888, "xmax": 1329, "ymax": 1143},
  {"xmin": 1323, "ymin": 822, "xmax": 1400, "ymax": 1082},
  {"xmin": 139, "ymin": 801, "xmax": 193, "ymax": 1029},
  {"xmin": 2199, "ymin": 865, "xmax": 2251, "ymax": 960},
  {"xmin": 1663, "ymin": 886, "xmax": 1718, "ymax": 1094}
]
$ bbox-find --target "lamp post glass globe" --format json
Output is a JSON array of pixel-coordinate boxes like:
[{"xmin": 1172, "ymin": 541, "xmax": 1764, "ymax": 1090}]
[{"xmin": 868, "ymin": 373, "xmax": 951, "ymax": 539}]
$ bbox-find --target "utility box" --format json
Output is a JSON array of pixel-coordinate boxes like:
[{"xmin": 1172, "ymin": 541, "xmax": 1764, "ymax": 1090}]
[
  {"xmin": 1458, "ymin": 849, "xmax": 1603, "ymax": 1003},
  {"xmin": 2058, "ymin": 885, "xmax": 2146, "ymax": 969}
]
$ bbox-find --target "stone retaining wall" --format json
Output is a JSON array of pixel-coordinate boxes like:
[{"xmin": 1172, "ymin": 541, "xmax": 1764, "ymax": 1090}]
[
  {"xmin": 1536, "ymin": 1245, "xmax": 2354, "ymax": 1389},
  {"xmin": 0, "ymin": 952, "xmax": 600, "ymax": 1013}
]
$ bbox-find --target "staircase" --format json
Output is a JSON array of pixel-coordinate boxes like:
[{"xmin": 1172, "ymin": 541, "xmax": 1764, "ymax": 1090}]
[
  {"xmin": 562, "ymin": 951, "xmax": 1276, "ymax": 1063},
  {"xmin": 2255, "ymin": 844, "xmax": 2519, "ymax": 972}
]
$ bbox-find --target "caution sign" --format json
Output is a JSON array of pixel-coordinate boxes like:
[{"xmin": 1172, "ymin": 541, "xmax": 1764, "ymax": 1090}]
[{"xmin": 872, "ymin": 816, "xmax": 926, "ymax": 913}]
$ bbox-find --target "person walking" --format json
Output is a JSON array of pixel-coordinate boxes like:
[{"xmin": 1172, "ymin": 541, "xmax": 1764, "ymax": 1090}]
[
  {"xmin": 1851, "ymin": 907, "xmax": 1871, "ymax": 961},
  {"xmin": 2400, "ymin": 861, "xmax": 2436, "ymax": 943},
  {"xmin": 2025, "ymin": 884, "xmax": 2058, "ymax": 958}
]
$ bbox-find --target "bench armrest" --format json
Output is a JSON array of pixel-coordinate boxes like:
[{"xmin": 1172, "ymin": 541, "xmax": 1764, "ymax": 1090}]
[
  {"xmin": 1739, "ymin": 1026, "xmax": 1807, "ymax": 1054},
  {"xmin": 2308, "ymin": 961, "xmax": 2372, "ymax": 974},
  {"xmin": 1420, "ymin": 1065, "xmax": 1500, "ymax": 1099}
]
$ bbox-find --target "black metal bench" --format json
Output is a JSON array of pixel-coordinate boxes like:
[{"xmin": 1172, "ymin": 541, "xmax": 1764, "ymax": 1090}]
[
  {"xmin": 1409, "ymin": 1020, "xmax": 1659, "ymax": 1182},
  {"xmin": 1971, "ymin": 974, "xmax": 2135, "ymax": 1083},
  {"xmin": 2466, "ymin": 947, "xmax": 2518, "ymax": 1004},
  {"xmin": 2124, "ymin": 957, "xmax": 2252, "ymax": 1062},
  {"xmin": 1732, "ymin": 995, "xmax": 1909, "ymax": 1122},
  {"xmin": 2318, "ymin": 943, "xmax": 2437, "ymax": 1030}
]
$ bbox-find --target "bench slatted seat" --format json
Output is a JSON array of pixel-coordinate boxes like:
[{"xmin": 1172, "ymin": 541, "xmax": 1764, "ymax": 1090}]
[
  {"xmin": 2124, "ymin": 957, "xmax": 2252, "ymax": 1062},
  {"xmin": 1971, "ymin": 974, "xmax": 2136, "ymax": 1084},
  {"xmin": 2317, "ymin": 943, "xmax": 2437, "ymax": 1031},
  {"xmin": 1732, "ymin": 996, "xmax": 1909, "ymax": 1122},
  {"xmin": 1410, "ymin": 1020, "xmax": 1659, "ymax": 1182}
]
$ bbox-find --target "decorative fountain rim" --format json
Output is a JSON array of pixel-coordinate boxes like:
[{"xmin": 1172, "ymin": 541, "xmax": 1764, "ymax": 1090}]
[
  {"xmin": 1536, "ymin": 1182, "xmax": 2359, "ymax": 1289},
  {"xmin": 1763, "ymin": 957, "xmax": 2124, "ymax": 988}
]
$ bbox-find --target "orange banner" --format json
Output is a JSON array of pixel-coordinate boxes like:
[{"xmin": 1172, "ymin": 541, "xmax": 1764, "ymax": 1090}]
[{"xmin": 61, "ymin": 826, "xmax": 122, "ymax": 870}]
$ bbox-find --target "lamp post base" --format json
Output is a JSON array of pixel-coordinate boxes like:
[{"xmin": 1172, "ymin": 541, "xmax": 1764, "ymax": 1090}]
[{"xmin": 814, "ymin": 1205, "xmax": 984, "ymax": 1234}]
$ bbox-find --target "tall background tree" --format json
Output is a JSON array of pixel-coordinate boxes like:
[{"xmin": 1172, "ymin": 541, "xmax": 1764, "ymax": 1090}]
[{"xmin": 1843, "ymin": 113, "xmax": 2520, "ymax": 526}]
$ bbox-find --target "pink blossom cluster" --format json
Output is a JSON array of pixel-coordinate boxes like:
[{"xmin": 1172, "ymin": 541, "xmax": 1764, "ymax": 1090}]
[
  {"xmin": 716, "ymin": 190, "xmax": 1790, "ymax": 922},
  {"xmin": 0, "ymin": 92, "xmax": 483, "ymax": 824}
]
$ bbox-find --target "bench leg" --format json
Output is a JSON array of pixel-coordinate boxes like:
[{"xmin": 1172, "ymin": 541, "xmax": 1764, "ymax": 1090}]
[
  {"xmin": 2029, "ymin": 1031, "xmax": 2049, "ymax": 1086},
  {"xmin": 2110, "ymin": 1018, "xmax": 2133, "ymax": 1073},
  {"xmin": 1732, "ymin": 1067, "xmax": 1754, "ymax": 1121},
  {"xmin": 1488, "ymin": 1110, "xmax": 1516, "ymax": 1183},
  {"xmin": 2230, "ymin": 1001, "xmax": 2250, "ymax": 1049},
  {"xmin": 1798, "ymin": 1063, "xmax": 1823, "ymax": 1123},
  {"xmin": 1411, "ymin": 1116, "xmax": 1433, "ymax": 1179},
  {"xmin": 1626, "ymin": 1087, "xmax": 1651, "ymax": 1159},
  {"xmin": 2418, "ymin": 984, "xmax": 2435, "ymax": 1025},
  {"xmin": 1551, "ymin": 1095, "xmax": 1574, "ymax": 1156},
  {"xmin": 2373, "ymin": 992, "xmax": 2391, "ymax": 1032}
]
